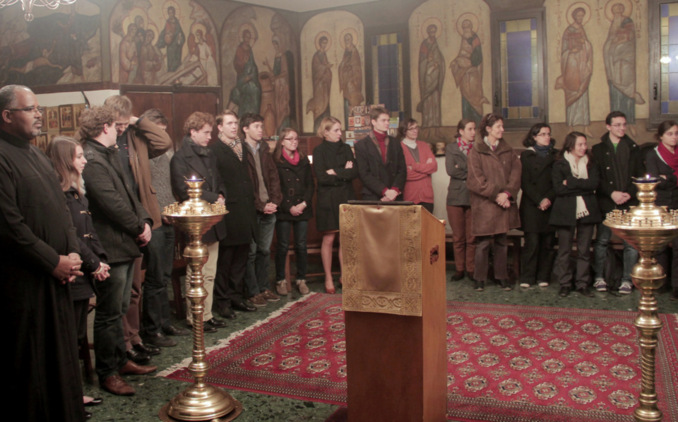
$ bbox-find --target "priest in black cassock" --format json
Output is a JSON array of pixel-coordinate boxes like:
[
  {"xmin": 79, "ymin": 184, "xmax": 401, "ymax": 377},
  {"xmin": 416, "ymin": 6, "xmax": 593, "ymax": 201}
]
[{"xmin": 0, "ymin": 85, "xmax": 86, "ymax": 421}]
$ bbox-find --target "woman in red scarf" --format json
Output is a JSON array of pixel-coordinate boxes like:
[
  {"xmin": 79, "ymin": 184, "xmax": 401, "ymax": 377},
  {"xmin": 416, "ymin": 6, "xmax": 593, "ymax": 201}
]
[
  {"xmin": 646, "ymin": 120, "xmax": 678, "ymax": 300},
  {"xmin": 273, "ymin": 128, "xmax": 314, "ymax": 296}
]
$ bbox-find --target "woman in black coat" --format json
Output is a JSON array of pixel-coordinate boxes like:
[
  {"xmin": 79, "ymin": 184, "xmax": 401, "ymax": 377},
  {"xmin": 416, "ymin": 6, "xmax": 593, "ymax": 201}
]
[
  {"xmin": 549, "ymin": 132, "xmax": 601, "ymax": 298},
  {"xmin": 48, "ymin": 136, "xmax": 109, "ymax": 410},
  {"xmin": 646, "ymin": 120, "xmax": 678, "ymax": 300},
  {"xmin": 312, "ymin": 116, "xmax": 358, "ymax": 293},
  {"xmin": 273, "ymin": 128, "xmax": 314, "ymax": 295},
  {"xmin": 519, "ymin": 123, "xmax": 557, "ymax": 288}
]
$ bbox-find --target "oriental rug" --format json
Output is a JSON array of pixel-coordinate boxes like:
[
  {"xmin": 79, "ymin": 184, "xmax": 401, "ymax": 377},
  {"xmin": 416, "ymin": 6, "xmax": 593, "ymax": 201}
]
[{"xmin": 162, "ymin": 293, "xmax": 678, "ymax": 422}]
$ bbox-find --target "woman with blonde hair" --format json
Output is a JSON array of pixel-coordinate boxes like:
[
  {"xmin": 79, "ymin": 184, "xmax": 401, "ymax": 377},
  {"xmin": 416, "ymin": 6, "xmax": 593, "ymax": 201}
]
[{"xmin": 312, "ymin": 116, "xmax": 358, "ymax": 293}]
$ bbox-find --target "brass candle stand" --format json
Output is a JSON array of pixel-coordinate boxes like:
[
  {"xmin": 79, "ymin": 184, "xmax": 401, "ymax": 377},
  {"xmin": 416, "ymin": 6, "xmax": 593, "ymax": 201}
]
[
  {"xmin": 159, "ymin": 179, "xmax": 241, "ymax": 421},
  {"xmin": 604, "ymin": 176, "xmax": 678, "ymax": 422}
]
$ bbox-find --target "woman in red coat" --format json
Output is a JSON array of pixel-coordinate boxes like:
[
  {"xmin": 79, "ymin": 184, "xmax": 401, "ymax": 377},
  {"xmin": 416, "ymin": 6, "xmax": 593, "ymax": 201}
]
[{"xmin": 398, "ymin": 118, "xmax": 437, "ymax": 212}]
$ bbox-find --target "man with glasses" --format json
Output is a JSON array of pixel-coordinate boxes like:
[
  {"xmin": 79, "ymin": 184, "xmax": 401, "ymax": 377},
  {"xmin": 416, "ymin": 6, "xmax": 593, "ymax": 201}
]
[
  {"xmin": 0, "ymin": 84, "xmax": 86, "ymax": 420},
  {"xmin": 592, "ymin": 110, "xmax": 642, "ymax": 294}
]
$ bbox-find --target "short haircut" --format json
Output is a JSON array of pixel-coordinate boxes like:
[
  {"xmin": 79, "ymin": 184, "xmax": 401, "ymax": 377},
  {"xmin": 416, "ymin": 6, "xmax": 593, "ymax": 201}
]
[
  {"xmin": 46, "ymin": 136, "xmax": 81, "ymax": 193},
  {"xmin": 605, "ymin": 111, "xmax": 626, "ymax": 126},
  {"xmin": 522, "ymin": 123, "xmax": 552, "ymax": 148},
  {"xmin": 216, "ymin": 110, "xmax": 238, "ymax": 126},
  {"xmin": 316, "ymin": 116, "xmax": 342, "ymax": 139},
  {"xmin": 397, "ymin": 118, "xmax": 418, "ymax": 139},
  {"xmin": 0, "ymin": 84, "xmax": 23, "ymax": 111},
  {"xmin": 78, "ymin": 106, "xmax": 115, "ymax": 140},
  {"xmin": 239, "ymin": 113, "xmax": 264, "ymax": 139},
  {"xmin": 479, "ymin": 113, "xmax": 503, "ymax": 138},
  {"xmin": 103, "ymin": 95, "xmax": 133, "ymax": 119},
  {"xmin": 456, "ymin": 118, "xmax": 475, "ymax": 138},
  {"xmin": 183, "ymin": 111, "xmax": 215, "ymax": 136},
  {"xmin": 369, "ymin": 106, "xmax": 389, "ymax": 124},
  {"xmin": 139, "ymin": 108, "xmax": 168, "ymax": 126}
]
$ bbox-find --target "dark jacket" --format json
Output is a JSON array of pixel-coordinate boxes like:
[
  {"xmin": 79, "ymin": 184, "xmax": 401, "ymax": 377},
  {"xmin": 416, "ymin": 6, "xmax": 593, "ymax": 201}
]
[
  {"xmin": 275, "ymin": 154, "xmax": 314, "ymax": 222},
  {"xmin": 549, "ymin": 158, "xmax": 602, "ymax": 227},
  {"xmin": 82, "ymin": 138, "xmax": 151, "ymax": 264},
  {"xmin": 64, "ymin": 187, "xmax": 107, "ymax": 301},
  {"xmin": 591, "ymin": 133, "xmax": 643, "ymax": 214},
  {"xmin": 519, "ymin": 147, "xmax": 558, "ymax": 233},
  {"xmin": 445, "ymin": 141, "xmax": 471, "ymax": 206},
  {"xmin": 467, "ymin": 139, "xmax": 521, "ymax": 236},
  {"xmin": 645, "ymin": 146, "xmax": 678, "ymax": 210},
  {"xmin": 355, "ymin": 132, "xmax": 407, "ymax": 200},
  {"xmin": 170, "ymin": 137, "xmax": 227, "ymax": 244},
  {"xmin": 210, "ymin": 139, "xmax": 257, "ymax": 246},
  {"xmin": 313, "ymin": 140, "xmax": 358, "ymax": 231},
  {"xmin": 245, "ymin": 140, "xmax": 282, "ymax": 212}
]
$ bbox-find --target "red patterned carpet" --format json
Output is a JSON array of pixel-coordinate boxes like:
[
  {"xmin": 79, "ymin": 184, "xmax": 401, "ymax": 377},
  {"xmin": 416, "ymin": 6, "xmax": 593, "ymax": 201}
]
[{"xmin": 163, "ymin": 293, "xmax": 678, "ymax": 422}]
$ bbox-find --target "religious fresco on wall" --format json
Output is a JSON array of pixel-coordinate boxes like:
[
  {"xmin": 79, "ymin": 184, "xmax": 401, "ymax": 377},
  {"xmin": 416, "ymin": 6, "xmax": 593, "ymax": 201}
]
[
  {"xmin": 220, "ymin": 6, "xmax": 297, "ymax": 137},
  {"xmin": 300, "ymin": 11, "xmax": 365, "ymax": 134},
  {"xmin": 409, "ymin": 0, "xmax": 491, "ymax": 130},
  {"xmin": 0, "ymin": 2, "xmax": 101, "ymax": 86},
  {"xmin": 110, "ymin": 0, "xmax": 218, "ymax": 86}
]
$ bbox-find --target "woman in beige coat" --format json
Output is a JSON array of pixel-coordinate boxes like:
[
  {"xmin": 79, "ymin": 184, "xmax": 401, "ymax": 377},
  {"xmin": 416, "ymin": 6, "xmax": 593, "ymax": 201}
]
[{"xmin": 467, "ymin": 113, "xmax": 521, "ymax": 291}]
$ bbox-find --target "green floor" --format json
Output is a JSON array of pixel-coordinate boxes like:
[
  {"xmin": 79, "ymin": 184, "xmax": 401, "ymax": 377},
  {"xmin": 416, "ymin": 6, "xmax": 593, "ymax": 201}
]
[{"xmin": 84, "ymin": 268, "xmax": 678, "ymax": 421}]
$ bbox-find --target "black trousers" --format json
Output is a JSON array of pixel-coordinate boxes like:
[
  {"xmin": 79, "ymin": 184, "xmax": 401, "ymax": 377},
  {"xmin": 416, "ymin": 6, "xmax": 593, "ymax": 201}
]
[
  {"xmin": 520, "ymin": 231, "xmax": 556, "ymax": 284},
  {"xmin": 553, "ymin": 223, "xmax": 594, "ymax": 289},
  {"xmin": 214, "ymin": 243, "xmax": 249, "ymax": 310}
]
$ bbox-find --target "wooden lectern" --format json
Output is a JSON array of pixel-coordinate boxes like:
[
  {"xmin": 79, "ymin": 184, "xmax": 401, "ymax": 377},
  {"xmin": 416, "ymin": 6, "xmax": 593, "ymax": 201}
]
[{"xmin": 340, "ymin": 203, "xmax": 447, "ymax": 422}]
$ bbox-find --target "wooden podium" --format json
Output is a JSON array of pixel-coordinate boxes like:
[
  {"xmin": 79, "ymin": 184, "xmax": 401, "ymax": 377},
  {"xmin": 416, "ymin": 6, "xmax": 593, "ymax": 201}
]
[{"xmin": 340, "ymin": 203, "xmax": 447, "ymax": 422}]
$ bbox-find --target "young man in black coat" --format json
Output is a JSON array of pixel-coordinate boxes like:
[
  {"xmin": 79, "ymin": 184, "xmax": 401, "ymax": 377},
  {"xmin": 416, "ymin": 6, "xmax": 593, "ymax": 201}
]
[
  {"xmin": 591, "ymin": 111, "xmax": 642, "ymax": 294},
  {"xmin": 354, "ymin": 106, "xmax": 407, "ymax": 201}
]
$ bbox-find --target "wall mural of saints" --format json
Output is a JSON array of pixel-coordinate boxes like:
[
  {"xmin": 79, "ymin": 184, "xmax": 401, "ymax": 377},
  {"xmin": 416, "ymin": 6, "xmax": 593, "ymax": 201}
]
[
  {"xmin": 110, "ymin": 0, "xmax": 218, "ymax": 86},
  {"xmin": 221, "ymin": 6, "xmax": 297, "ymax": 137},
  {"xmin": 0, "ymin": 2, "xmax": 101, "ymax": 86},
  {"xmin": 306, "ymin": 32, "xmax": 332, "ymax": 131},
  {"xmin": 417, "ymin": 18, "xmax": 445, "ymax": 128}
]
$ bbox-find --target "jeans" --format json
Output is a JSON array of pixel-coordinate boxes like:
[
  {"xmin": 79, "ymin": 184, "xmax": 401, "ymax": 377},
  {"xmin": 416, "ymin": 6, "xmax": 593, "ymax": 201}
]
[
  {"xmin": 142, "ymin": 224, "xmax": 174, "ymax": 336},
  {"xmin": 275, "ymin": 219, "xmax": 308, "ymax": 281},
  {"xmin": 593, "ymin": 223, "xmax": 638, "ymax": 283},
  {"xmin": 94, "ymin": 260, "xmax": 134, "ymax": 379},
  {"xmin": 554, "ymin": 223, "xmax": 594, "ymax": 289},
  {"xmin": 245, "ymin": 212, "xmax": 276, "ymax": 296}
]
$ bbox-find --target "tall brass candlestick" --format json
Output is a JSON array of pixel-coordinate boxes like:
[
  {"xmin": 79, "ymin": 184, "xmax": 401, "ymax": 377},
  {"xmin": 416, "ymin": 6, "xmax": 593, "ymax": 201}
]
[
  {"xmin": 603, "ymin": 176, "xmax": 678, "ymax": 422},
  {"xmin": 160, "ymin": 178, "xmax": 241, "ymax": 421}
]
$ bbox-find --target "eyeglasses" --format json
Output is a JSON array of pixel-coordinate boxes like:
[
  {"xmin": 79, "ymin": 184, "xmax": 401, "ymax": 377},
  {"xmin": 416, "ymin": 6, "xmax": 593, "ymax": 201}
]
[
  {"xmin": 7, "ymin": 106, "xmax": 44, "ymax": 115},
  {"xmin": 283, "ymin": 137, "xmax": 298, "ymax": 141}
]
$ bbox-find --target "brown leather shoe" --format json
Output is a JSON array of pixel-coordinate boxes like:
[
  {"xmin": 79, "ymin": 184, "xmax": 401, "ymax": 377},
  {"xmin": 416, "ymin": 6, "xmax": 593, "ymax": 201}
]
[
  {"xmin": 119, "ymin": 360, "xmax": 157, "ymax": 375},
  {"xmin": 101, "ymin": 374, "xmax": 135, "ymax": 396}
]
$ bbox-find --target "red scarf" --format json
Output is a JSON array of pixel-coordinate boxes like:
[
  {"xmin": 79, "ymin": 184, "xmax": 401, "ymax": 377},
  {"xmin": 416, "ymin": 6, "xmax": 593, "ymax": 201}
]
[
  {"xmin": 456, "ymin": 137, "xmax": 473, "ymax": 156},
  {"xmin": 374, "ymin": 130, "xmax": 387, "ymax": 163},
  {"xmin": 657, "ymin": 142, "xmax": 678, "ymax": 183},
  {"xmin": 283, "ymin": 149, "xmax": 300, "ymax": 165}
]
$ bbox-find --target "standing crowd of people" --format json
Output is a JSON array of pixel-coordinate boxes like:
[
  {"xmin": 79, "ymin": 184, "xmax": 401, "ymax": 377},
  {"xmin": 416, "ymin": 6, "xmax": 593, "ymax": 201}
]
[{"xmin": 3, "ymin": 82, "xmax": 678, "ymax": 421}]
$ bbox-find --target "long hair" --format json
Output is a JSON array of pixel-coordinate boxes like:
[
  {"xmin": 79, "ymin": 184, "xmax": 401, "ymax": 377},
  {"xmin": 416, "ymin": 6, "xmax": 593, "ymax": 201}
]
[
  {"xmin": 456, "ymin": 118, "xmax": 475, "ymax": 139},
  {"xmin": 47, "ymin": 136, "xmax": 83, "ymax": 194},
  {"xmin": 557, "ymin": 131, "xmax": 592, "ymax": 163},
  {"xmin": 522, "ymin": 123, "xmax": 552, "ymax": 148},
  {"xmin": 655, "ymin": 120, "xmax": 678, "ymax": 142},
  {"xmin": 479, "ymin": 113, "xmax": 503, "ymax": 138},
  {"xmin": 316, "ymin": 116, "xmax": 342, "ymax": 140},
  {"xmin": 273, "ymin": 127, "xmax": 306, "ymax": 163}
]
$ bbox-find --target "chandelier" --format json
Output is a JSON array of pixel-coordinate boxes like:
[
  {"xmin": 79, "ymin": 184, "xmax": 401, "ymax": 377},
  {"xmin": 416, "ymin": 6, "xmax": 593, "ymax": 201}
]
[{"xmin": 0, "ymin": 0, "xmax": 77, "ymax": 22}]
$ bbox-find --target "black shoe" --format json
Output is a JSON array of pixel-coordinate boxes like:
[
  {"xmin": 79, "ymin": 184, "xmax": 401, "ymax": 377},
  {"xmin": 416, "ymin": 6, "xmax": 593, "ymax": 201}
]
[
  {"xmin": 143, "ymin": 332, "xmax": 177, "ymax": 348},
  {"xmin": 207, "ymin": 317, "xmax": 227, "ymax": 328},
  {"xmin": 576, "ymin": 286, "xmax": 595, "ymax": 297},
  {"xmin": 559, "ymin": 286, "xmax": 571, "ymax": 297},
  {"xmin": 499, "ymin": 279, "xmax": 514, "ymax": 291},
  {"xmin": 217, "ymin": 306, "xmax": 237, "ymax": 319},
  {"xmin": 474, "ymin": 280, "xmax": 485, "ymax": 291},
  {"xmin": 202, "ymin": 321, "xmax": 218, "ymax": 333},
  {"xmin": 134, "ymin": 342, "xmax": 160, "ymax": 356},
  {"xmin": 126, "ymin": 348, "xmax": 151, "ymax": 365},
  {"xmin": 232, "ymin": 299, "xmax": 257, "ymax": 312},
  {"xmin": 163, "ymin": 324, "xmax": 191, "ymax": 336},
  {"xmin": 451, "ymin": 271, "xmax": 465, "ymax": 281}
]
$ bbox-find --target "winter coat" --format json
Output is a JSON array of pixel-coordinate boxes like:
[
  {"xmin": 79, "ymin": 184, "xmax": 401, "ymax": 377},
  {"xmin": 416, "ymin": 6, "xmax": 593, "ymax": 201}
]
[
  {"xmin": 245, "ymin": 141, "xmax": 282, "ymax": 212},
  {"xmin": 275, "ymin": 155, "xmax": 314, "ymax": 222},
  {"xmin": 82, "ymin": 138, "xmax": 152, "ymax": 264},
  {"xmin": 170, "ymin": 137, "xmax": 227, "ymax": 244},
  {"xmin": 467, "ymin": 139, "xmax": 521, "ymax": 236},
  {"xmin": 591, "ymin": 133, "xmax": 643, "ymax": 214},
  {"xmin": 401, "ymin": 140, "xmax": 437, "ymax": 204},
  {"xmin": 519, "ymin": 148, "xmax": 558, "ymax": 233},
  {"xmin": 445, "ymin": 141, "xmax": 471, "ymax": 206},
  {"xmin": 548, "ymin": 158, "xmax": 602, "ymax": 227},
  {"xmin": 645, "ymin": 146, "xmax": 678, "ymax": 210},
  {"xmin": 313, "ymin": 140, "xmax": 357, "ymax": 232},
  {"xmin": 354, "ymin": 132, "xmax": 407, "ymax": 200}
]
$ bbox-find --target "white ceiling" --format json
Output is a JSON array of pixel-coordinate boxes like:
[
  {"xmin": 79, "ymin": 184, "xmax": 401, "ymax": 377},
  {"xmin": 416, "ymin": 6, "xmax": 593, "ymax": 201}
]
[{"xmin": 234, "ymin": 0, "xmax": 379, "ymax": 12}]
